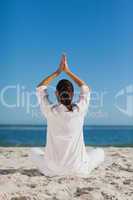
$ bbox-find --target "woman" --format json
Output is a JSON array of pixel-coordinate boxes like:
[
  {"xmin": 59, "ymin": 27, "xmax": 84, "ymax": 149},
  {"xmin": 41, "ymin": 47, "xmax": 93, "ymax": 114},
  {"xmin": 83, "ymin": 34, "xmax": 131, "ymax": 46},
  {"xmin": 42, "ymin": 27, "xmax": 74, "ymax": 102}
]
[{"xmin": 30, "ymin": 55, "xmax": 105, "ymax": 177}]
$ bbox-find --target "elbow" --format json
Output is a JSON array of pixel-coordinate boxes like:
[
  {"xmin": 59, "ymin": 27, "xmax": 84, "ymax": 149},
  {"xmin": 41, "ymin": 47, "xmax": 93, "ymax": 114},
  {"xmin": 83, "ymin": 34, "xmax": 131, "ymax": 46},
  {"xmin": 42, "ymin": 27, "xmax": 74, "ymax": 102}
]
[
  {"xmin": 85, "ymin": 85, "xmax": 91, "ymax": 93},
  {"xmin": 84, "ymin": 84, "xmax": 91, "ymax": 92}
]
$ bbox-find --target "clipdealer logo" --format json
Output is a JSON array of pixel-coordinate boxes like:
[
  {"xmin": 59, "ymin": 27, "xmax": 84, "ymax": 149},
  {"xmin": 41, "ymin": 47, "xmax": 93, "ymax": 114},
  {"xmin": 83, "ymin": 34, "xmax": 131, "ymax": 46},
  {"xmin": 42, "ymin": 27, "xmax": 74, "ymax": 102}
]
[
  {"xmin": 0, "ymin": 84, "xmax": 133, "ymax": 119},
  {"xmin": 115, "ymin": 85, "xmax": 133, "ymax": 117},
  {"xmin": 0, "ymin": 84, "xmax": 37, "ymax": 114}
]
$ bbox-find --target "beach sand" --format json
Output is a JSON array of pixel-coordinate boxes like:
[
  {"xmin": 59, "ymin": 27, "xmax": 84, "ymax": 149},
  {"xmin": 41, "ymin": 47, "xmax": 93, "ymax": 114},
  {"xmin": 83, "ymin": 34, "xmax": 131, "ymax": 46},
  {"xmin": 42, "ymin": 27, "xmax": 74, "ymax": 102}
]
[{"xmin": 0, "ymin": 147, "xmax": 133, "ymax": 200}]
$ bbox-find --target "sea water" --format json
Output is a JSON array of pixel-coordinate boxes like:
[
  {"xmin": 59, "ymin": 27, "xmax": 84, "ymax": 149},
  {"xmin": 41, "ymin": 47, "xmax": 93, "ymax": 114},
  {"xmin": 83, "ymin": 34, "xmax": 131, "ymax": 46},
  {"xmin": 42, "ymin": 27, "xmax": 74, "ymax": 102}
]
[{"xmin": 0, "ymin": 125, "xmax": 133, "ymax": 147}]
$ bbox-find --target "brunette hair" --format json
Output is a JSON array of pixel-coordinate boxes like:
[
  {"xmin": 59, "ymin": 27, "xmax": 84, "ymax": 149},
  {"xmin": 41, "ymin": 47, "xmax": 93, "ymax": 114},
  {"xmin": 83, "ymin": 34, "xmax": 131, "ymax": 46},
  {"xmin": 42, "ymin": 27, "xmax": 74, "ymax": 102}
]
[{"xmin": 56, "ymin": 79, "xmax": 74, "ymax": 111}]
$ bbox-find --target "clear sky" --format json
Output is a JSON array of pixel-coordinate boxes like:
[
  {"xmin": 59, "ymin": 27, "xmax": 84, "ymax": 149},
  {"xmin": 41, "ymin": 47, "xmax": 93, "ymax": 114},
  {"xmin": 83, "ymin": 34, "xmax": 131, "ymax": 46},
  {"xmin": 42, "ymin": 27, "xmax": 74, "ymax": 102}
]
[{"xmin": 0, "ymin": 0, "xmax": 133, "ymax": 125}]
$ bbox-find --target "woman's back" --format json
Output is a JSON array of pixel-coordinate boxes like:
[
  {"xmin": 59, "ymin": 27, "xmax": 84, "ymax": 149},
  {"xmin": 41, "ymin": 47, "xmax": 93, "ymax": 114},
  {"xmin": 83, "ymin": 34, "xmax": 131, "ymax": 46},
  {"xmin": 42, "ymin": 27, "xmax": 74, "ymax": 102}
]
[{"xmin": 36, "ymin": 84, "xmax": 91, "ymax": 176}]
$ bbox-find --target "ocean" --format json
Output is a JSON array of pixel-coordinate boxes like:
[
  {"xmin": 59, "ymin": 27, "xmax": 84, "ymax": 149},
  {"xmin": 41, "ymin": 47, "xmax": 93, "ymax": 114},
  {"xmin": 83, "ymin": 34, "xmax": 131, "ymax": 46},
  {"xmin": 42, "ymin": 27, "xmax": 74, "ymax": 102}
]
[{"xmin": 0, "ymin": 125, "xmax": 133, "ymax": 147}]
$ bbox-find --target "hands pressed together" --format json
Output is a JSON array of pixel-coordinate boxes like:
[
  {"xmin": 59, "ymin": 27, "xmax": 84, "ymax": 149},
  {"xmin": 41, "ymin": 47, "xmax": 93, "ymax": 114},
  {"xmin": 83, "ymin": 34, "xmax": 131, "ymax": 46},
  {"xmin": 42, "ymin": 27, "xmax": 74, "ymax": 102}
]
[
  {"xmin": 37, "ymin": 53, "xmax": 88, "ymax": 88},
  {"xmin": 56, "ymin": 54, "xmax": 70, "ymax": 75}
]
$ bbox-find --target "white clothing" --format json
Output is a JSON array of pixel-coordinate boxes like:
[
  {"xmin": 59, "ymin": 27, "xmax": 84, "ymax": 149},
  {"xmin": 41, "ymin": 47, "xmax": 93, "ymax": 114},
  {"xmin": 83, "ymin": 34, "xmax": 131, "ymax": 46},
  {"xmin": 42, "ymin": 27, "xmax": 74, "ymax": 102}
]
[{"xmin": 30, "ymin": 84, "xmax": 105, "ymax": 177}]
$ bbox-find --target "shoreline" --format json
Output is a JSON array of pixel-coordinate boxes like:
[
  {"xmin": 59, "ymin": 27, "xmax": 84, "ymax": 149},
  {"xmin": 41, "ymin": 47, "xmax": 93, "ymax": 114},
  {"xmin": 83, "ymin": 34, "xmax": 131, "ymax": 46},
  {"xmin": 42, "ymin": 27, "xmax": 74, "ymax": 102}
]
[{"xmin": 0, "ymin": 145, "xmax": 133, "ymax": 148}]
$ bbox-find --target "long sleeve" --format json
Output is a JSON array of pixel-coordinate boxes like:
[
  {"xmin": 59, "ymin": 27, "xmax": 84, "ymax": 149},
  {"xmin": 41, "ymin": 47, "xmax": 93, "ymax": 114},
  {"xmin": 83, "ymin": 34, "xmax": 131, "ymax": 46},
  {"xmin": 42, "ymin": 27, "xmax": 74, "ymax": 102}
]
[
  {"xmin": 76, "ymin": 84, "xmax": 91, "ymax": 115},
  {"xmin": 36, "ymin": 85, "xmax": 53, "ymax": 118}
]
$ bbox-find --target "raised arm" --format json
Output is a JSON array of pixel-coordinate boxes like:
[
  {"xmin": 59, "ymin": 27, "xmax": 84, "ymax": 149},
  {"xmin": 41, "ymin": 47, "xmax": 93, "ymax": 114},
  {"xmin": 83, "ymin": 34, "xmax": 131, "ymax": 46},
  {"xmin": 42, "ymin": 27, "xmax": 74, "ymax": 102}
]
[
  {"xmin": 62, "ymin": 55, "xmax": 91, "ymax": 90},
  {"xmin": 37, "ymin": 70, "xmax": 60, "ymax": 88},
  {"xmin": 37, "ymin": 57, "xmax": 64, "ymax": 88}
]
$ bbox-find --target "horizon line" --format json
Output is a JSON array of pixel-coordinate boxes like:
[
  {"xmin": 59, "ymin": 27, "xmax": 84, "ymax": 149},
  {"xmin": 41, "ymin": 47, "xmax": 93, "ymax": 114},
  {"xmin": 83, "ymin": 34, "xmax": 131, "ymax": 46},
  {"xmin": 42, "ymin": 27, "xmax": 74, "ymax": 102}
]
[{"xmin": 0, "ymin": 124, "xmax": 133, "ymax": 127}]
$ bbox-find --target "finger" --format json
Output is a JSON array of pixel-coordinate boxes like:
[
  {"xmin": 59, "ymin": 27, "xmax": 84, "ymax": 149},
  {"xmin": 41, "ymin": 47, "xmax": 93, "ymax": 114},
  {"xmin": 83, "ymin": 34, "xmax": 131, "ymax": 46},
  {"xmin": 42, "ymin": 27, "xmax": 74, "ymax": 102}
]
[
  {"xmin": 62, "ymin": 53, "xmax": 67, "ymax": 62},
  {"xmin": 63, "ymin": 54, "xmax": 67, "ymax": 61},
  {"xmin": 62, "ymin": 52, "xmax": 66, "ymax": 57}
]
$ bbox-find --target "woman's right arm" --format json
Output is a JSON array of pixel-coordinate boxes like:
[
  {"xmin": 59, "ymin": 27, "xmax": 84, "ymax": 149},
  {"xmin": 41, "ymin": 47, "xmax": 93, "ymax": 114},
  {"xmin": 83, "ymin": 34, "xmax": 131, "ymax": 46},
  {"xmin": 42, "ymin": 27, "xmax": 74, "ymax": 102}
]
[
  {"xmin": 66, "ymin": 69, "xmax": 85, "ymax": 87},
  {"xmin": 62, "ymin": 54, "xmax": 91, "ymax": 90}
]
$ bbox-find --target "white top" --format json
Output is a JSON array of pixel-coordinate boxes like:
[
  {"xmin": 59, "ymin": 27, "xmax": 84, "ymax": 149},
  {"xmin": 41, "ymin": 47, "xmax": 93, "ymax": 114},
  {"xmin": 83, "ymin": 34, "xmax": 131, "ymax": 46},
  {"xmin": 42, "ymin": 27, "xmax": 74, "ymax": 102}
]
[{"xmin": 36, "ymin": 84, "xmax": 91, "ymax": 177}]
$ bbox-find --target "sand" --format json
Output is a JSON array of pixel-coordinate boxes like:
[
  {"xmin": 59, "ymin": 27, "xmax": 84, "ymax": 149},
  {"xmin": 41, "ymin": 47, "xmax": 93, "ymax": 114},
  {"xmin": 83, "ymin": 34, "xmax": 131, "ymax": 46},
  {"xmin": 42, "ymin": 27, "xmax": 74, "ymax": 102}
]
[{"xmin": 0, "ymin": 147, "xmax": 133, "ymax": 200}]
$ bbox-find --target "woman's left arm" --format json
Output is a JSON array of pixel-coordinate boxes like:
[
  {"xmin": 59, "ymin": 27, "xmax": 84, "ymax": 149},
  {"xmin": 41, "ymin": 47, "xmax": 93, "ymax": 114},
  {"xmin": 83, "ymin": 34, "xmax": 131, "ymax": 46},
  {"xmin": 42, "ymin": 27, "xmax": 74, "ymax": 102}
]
[
  {"xmin": 37, "ymin": 69, "xmax": 61, "ymax": 88},
  {"xmin": 37, "ymin": 55, "xmax": 66, "ymax": 87},
  {"xmin": 36, "ymin": 67, "xmax": 62, "ymax": 118}
]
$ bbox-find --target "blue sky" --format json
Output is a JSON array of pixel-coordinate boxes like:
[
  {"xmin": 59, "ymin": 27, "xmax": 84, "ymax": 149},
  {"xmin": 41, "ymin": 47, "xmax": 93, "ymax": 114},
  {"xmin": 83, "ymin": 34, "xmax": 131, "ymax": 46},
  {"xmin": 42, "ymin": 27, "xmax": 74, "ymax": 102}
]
[{"xmin": 0, "ymin": 0, "xmax": 133, "ymax": 125}]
